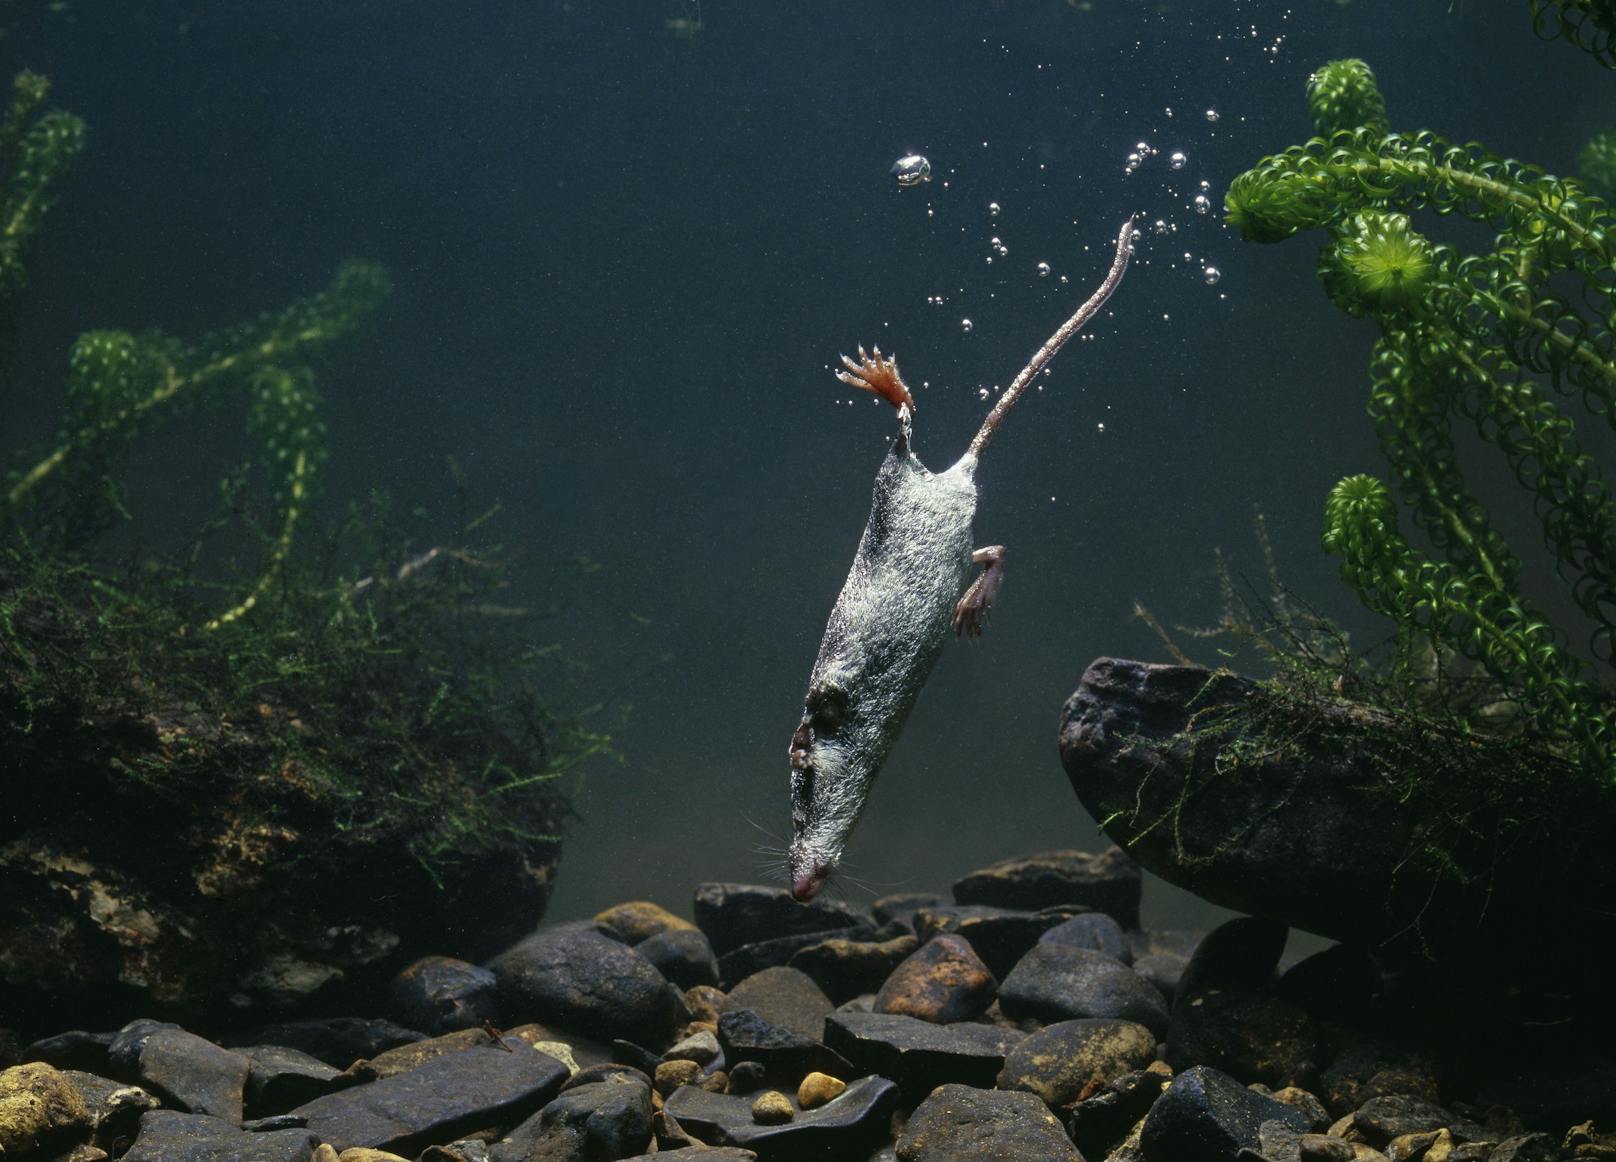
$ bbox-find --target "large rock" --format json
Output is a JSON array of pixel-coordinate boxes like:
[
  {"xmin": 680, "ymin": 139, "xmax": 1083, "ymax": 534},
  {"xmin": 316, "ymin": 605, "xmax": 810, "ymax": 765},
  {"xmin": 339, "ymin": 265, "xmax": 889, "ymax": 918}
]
[
  {"xmin": 895, "ymin": 1084, "xmax": 1081, "ymax": 1161},
  {"xmin": 996, "ymin": 1019, "xmax": 1157, "ymax": 1107},
  {"xmin": 1138, "ymin": 1064, "xmax": 1309, "ymax": 1160},
  {"xmin": 0, "ymin": 1061, "xmax": 91, "ymax": 1157},
  {"xmin": 0, "ymin": 556, "xmax": 563, "ymax": 1030},
  {"xmin": 1059, "ymin": 657, "xmax": 1616, "ymax": 979},
  {"xmin": 998, "ymin": 945, "xmax": 1169, "ymax": 1037},
  {"xmin": 287, "ymin": 1036, "xmax": 567, "ymax": 1153},
  {"xmin": 953, "ymin": 849, "xmax": 1141, "ymax": 928},
  {"xmin": 692, "ymin": 885, "xmax": 867, "ymax": 957},
  {"xmin": 108, "ymin": 1020, "xmax": 250, "ymax": 1124},
  {"xmin": 872, "ymin": 935, "xmax": 996, "ymax": 1024},
  {"xmin": 822, "ymin": 1012, "xmax": 1023, "ymax": 1100},
  {"xmin": 489, "ymin": 1068, "xmax": 653, "ymax": 1162},
  {"xmin": 488, "ymin": 921, "xmax": 688, "ymax": 1046}
]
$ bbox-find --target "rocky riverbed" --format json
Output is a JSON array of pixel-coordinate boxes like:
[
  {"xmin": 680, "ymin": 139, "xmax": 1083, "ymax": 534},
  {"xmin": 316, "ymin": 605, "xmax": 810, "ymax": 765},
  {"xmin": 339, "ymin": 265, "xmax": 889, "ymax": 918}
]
[{"xmin": 1, "ymin": 849, "xmax": 1609, "ymax": 1162}]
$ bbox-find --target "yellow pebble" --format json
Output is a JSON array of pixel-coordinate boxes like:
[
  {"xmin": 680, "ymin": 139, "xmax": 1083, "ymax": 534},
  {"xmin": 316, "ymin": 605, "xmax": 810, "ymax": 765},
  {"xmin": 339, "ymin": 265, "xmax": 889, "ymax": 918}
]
[
  {"xmin": 751, "ymin": 1089, "xmax": 794, "ymax": 1124},
  {"xmin": 796, "ymin": 1071, "xmax": 847, "ymax": 1110}
]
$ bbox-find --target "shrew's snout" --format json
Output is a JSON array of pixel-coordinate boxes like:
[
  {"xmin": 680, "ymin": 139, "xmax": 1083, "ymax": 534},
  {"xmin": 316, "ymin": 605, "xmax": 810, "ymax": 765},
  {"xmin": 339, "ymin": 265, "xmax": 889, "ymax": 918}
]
[{"xmin": 790, "ymin": 860, "xmax": 832, "ymax": 903}]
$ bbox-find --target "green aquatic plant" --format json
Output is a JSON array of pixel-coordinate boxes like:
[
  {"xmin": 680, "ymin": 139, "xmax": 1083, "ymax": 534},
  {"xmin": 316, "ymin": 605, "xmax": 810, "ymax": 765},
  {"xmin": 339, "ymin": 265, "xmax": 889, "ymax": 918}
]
[
  {"xmin": 1227, "ymin": 59, "xmax": 1616, "ymax": 778},
  {"xmin": 1530, "ymin": 0, "xmax": 1616, "ymax": 67},
  {"xmin": 1578, "ymin": 128, "xmax": 1616, "ymax": 200},
  {"xmin": 0, "ymin": 71, "xmax": 601, "ymax": 946},
  {"xmin": 0, "ymin": 70, "xmax": 84, "ymax": 308},
  {"xmin": 1, "ymin": 69, "xmax": 389, "ymax": 628}
]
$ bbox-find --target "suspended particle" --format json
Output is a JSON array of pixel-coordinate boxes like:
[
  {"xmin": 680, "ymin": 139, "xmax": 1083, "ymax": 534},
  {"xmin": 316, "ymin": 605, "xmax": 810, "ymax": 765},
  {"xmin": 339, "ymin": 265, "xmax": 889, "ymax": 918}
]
[{"xmin": 891, "ymin": 154, "xmax": 932, "ymax": 187}]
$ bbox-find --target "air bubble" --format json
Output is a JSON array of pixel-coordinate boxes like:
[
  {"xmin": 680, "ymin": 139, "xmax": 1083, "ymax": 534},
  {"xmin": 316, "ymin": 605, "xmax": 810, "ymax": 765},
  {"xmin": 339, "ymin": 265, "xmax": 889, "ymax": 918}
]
[
  {"xmin": 1037, "ymin": 261, "xmax": 1051, "ymax": 278},
  {"xmin": 1096, "ymin": 422, "xmax": 1106, "ymax": 432},
  {"xmin": 1202, "ymin": 266, "xmax": 1221, "ymax": 285},
  {"xmin": 1152, "ymin": 219, "xmax": 1170, "ymax": 235},
  {"xmin": 1168, "ymin": 151, "xmax": 1187, "ymax": 170},
  {"xmin": 977, "ymin": 386, "xmax": 990, "ymax": 400},
  {"xmin": 961, "ymin": 318, "xmax": 974, "ymax": 334},
  {"xmin": 890, "ymin": 154, "xmax": 932, "ymax": 187},
  {"xmin": 1192, "ymin": 194, "xmax": 1211, "ymax": 214},
  {"xmin": 1205, "ymin": 108, "xmax": 1220, "ymax": 122},
  {"xmin": 989, "ymin": 201, "xmax": 1001, "ymax": 217}
]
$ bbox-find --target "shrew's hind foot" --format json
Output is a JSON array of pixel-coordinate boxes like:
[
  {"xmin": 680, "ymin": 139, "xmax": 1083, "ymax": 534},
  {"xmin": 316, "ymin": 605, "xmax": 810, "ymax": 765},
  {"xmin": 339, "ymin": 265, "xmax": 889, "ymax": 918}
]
[{"xmin": 953, "ymin": 545, "xmax": 1005, "ymax": 638}]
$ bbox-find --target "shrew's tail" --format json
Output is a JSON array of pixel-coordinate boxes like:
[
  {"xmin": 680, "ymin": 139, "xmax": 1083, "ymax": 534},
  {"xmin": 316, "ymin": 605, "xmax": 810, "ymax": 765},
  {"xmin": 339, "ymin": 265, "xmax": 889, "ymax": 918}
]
[{"xmin": 967, "ymin": 214, "xmax": 1137, "ymax": 459}]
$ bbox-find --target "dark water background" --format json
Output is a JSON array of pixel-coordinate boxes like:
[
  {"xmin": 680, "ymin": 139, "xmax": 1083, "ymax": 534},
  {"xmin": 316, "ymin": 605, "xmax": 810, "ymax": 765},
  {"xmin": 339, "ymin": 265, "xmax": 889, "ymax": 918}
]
[{"xmin": 2, "ymin": 1, "xmax": 1607, "ymax": 934}]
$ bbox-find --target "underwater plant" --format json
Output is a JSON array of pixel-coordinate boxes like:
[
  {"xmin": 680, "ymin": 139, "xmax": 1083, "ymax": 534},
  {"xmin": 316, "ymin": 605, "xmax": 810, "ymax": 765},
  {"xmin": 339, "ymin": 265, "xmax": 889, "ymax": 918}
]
[
  {"xmin": 1225, "ymin": 58, "xmax": 1616, "ymax": 778},
  {"xmin": 0, "ymin": 72, "xmax": 601, "ymax": 1015},
  {"xmin": 0, "ymin": 71, "xmax": 83, "ymax": 310},
  {"xmin": 1530, "ymin": 0, "xmax": 1616, "ymax": 67},
  {"xmin": 0, "ymin": 70, "xmax": 390, "ymax": 627}
]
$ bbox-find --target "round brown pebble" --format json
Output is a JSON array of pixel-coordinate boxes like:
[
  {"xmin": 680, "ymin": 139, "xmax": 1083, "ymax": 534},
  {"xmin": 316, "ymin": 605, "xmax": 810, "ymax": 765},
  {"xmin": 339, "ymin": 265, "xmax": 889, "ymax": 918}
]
[
  {"xmin": 655, "ymin": 1059, "xmax": 703, "ymax": 1096},
  {"xmin": 594, "ymin": 900, "xmax": 696, "ymax": 943},
  {"xmin": 699, "ymin": 1069, "xmax": 729, "ymax": 1093},
  {"xmin": 796, "ymin": 1071, "xmax": 847, "ymax": 1110},
  {"xmin": 751, "ymin": 1090, "xmax": 795, "ymax": 1124},
  {"xmin": 684, "ymin": 984, "xmax": 727, "ymax": 1025}
]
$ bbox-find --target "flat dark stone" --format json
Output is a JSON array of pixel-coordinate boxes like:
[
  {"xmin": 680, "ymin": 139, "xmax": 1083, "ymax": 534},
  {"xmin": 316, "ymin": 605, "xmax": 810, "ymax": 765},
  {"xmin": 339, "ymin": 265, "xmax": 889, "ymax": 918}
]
[
  {"xmin": 488, "ymin": 920, "xmax": 688, "ymax": 1047},
  {"xmin": 822, "ymin": 1011, "xmax": 1023, "ymax": 1100},
  {"xmin": 1139, "ymin": 1064, "xmax": 1309, "ymax": 1160},
  {"xmin": 390, "ymin": 956, "xmax": 501, "ymax": 1036},
  {"xmin": 1353, "ymin": 1094, "xmax": 1482, "ymax": 1144},
  {"xmin": 237, "ymin": 1045, "xmax": 346, "ymax": 1114},
  {"xmin": 953, "ymin": 849, "xmax": 1142, "ymax": 928},
  {"xmin": 221, "ymin": 1018, "xmax": 425, "ymax": 1069},
  {"xmin": 716, "ymin": 1009, "xmax": 849, "ymax": 1084},
  {"xmin": 721, "ymin": 967, "xmax": 833, "ymax": 1040},
  {"xmin": 692, "ymin": 883, "xmax": 868, "ymax": 957},
  {"xmin": 896, "ymin": 1083, "xmax": 1081, "ymax": 1161},
  {"xmin": 664, "ymin": 1074, "xmax": 897, "ymax": 1160},
  {"xmin": 287, "ymin": 1036, "xmax": 568, "ymax": 1154},
  {"xmin": 111, "ymin": 1022, "xmax": 251, "ymax": 1124},
  {"xmin": 998, "ymin": 945, "xmax": 1169, "ymax": 1038},
  {"xmin": 121, "ymin": 1109, "xmax": 319, "ymax": 1162}
]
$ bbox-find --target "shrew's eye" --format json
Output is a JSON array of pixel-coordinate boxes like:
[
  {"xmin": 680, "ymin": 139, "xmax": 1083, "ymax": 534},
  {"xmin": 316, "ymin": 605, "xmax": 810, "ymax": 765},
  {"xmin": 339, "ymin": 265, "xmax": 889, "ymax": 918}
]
[{"xmin": 805, "ymin": 680, "xmax": 849, "ymax": 732}]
